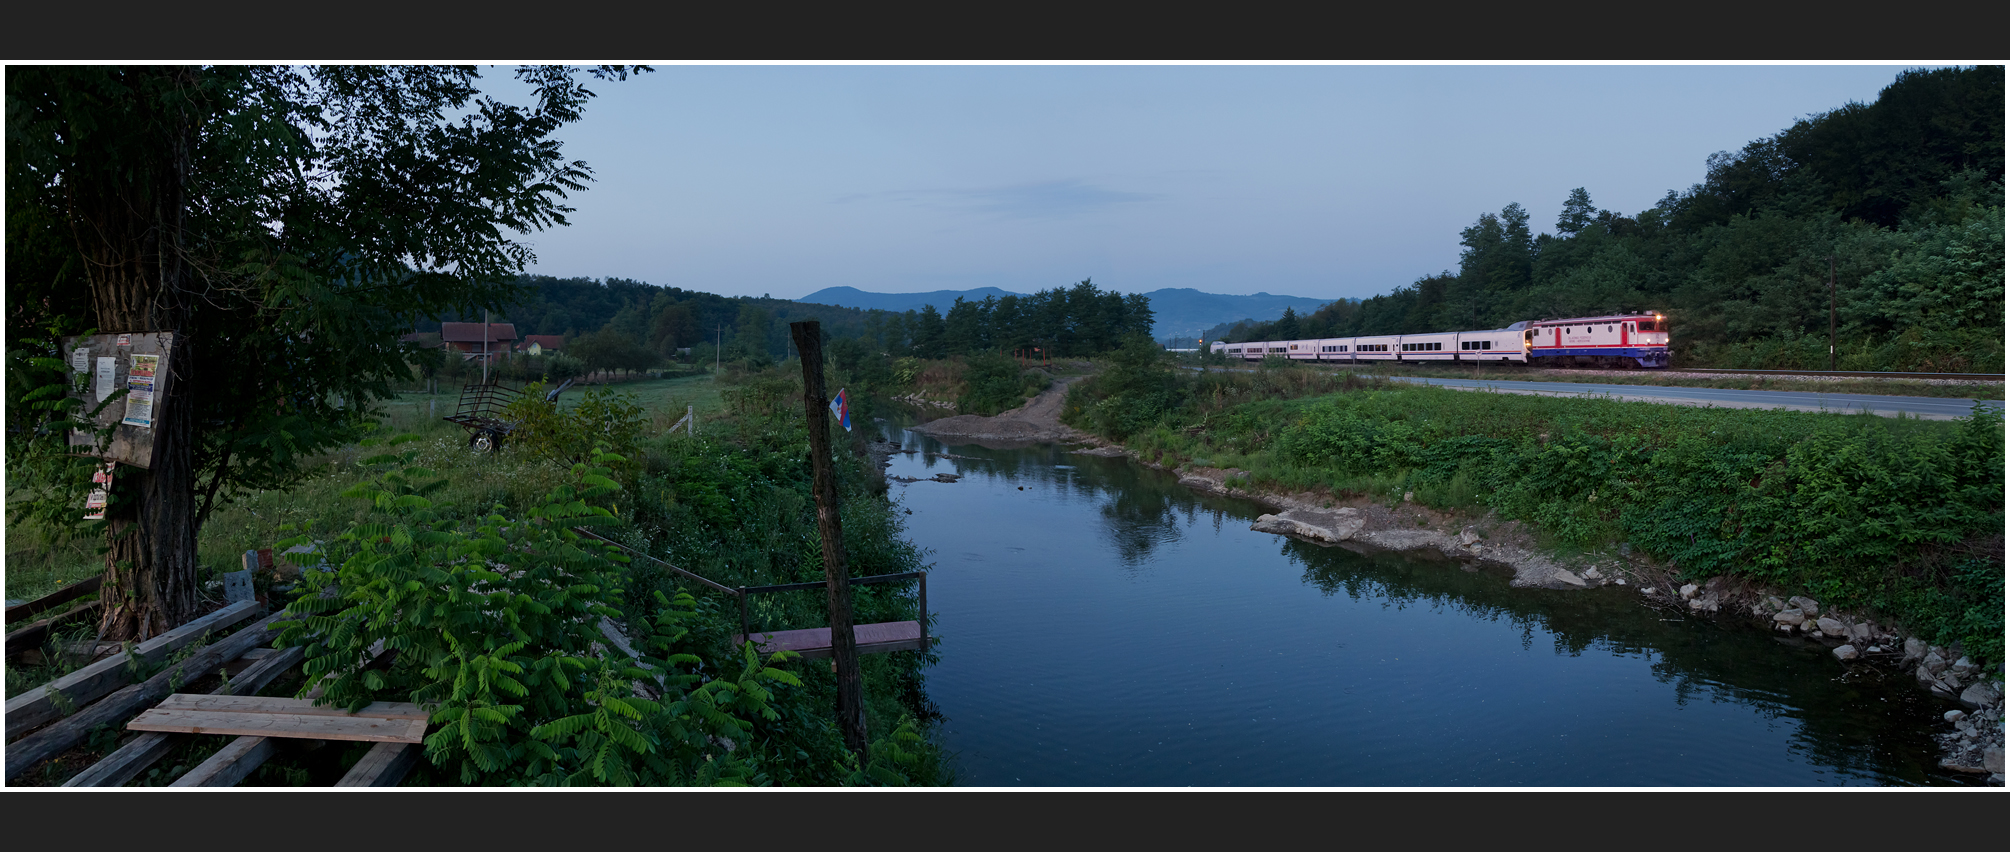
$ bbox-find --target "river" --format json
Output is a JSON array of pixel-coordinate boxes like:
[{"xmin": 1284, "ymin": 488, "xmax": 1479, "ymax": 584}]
[{"xmin": 874, "ymin": 416, "xmax": 1969, "ymax": 787}]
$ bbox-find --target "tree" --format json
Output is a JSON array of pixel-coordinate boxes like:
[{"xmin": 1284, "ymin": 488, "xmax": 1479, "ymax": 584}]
[
  {"xmin": 6, "ymin": 65, "xmax": 643, "ymax": 639},
  {"xmin": 1557, "ymin": 187, "xmax": 1596, "ymax": 236}
]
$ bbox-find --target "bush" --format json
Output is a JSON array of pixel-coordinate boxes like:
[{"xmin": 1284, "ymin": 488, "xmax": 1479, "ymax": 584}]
[
  {"xmin": 957, "ymin": 351, "xmax": 1047, "ymax": 416},
  {"xmin": 499, "ymin": 382, "xmax": 646, "ymax": 465}
]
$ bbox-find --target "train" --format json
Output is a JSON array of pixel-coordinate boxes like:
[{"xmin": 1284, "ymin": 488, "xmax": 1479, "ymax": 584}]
[{"xmin": 1209, "ymin": 313, "xmax": 1670, "ymax": 369}]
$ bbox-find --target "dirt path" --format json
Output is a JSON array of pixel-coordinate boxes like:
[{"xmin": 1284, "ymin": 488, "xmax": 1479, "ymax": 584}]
[{"xmin": 907, "ymin": 376, "xmax": 1096, "ymax": 445}]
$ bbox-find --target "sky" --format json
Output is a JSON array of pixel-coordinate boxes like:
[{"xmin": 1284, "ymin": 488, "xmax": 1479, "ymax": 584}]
[{"xmin": 512, "ymin": 64, "xmax": 1933, "ymax": 303}]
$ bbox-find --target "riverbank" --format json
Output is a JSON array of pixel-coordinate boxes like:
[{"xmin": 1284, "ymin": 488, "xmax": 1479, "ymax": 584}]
[{"xmin": 924, "ymin": 353, "xmax": 2004, "ymax": 785}]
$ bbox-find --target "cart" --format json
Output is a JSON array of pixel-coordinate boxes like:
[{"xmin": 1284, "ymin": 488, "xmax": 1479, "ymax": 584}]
[
  {"xmin": 443, "ymin": 380, "xmax": 523, "ymax": 452},
  {"xmin": 442, "ymin": 378, "xmax": 574, "ymax": 452}
]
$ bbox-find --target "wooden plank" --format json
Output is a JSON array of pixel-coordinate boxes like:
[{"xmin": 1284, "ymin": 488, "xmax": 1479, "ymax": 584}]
[
  {"xmin": 170, "ymin": 736, "xmax": 276, "ymax": 787},
  {"xmin": 127, "ymin": 709, "xmax": 427, "ymax": 743},
  {"xmin": 5, "ymin": 576, "xmax": 103, "ymax": 625},
  {"xmin": 5, "ymin": 600, "xmax": 101, "ymax": 655},
  {"xmin": 335, "ymin": 742, "xmax": 422, "ymax": 787},
  {"xmin": 5, "ymin": 610, "xmax": 288, "ymax": 781},
  {"xmin": 4, "ymin": 599, "xmax": 260, "ymax": 741},
  {"xmin": 61, "ymin": 645, "xmax": 306, "ymax": 788},
  {"xmin": 153, "ymin": 693, "xmax": 428, "ymax": 721},
  {"xmin": 735, "ymin": 621, "xmax": 928, "ymax": 660}
]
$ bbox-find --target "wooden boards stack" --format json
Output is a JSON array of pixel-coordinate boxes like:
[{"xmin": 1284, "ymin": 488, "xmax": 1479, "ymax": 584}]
[{"xmin": 128, "ymin": 694, "xmax": 429, "ymax": 744}]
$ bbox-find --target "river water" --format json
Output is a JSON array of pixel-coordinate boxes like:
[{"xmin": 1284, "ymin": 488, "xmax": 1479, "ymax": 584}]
[{"xmin": 875, "ymin": 417, "xmax": 1967, "ymax": 787}]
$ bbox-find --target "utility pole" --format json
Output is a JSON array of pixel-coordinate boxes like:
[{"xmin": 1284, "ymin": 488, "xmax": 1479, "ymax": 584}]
[
  {"xmin": 481, "ymin": 308, "xmax": 490, "ymax": 386},
  {"xmin": 1828, "ymin": 255, "xmax": 1838, "ymax": 371},
  {"xmin": 789, "ymin": 319, "xmax": 868, "ymax": 761},
  {"xmin": 715, "ymin": 324, "xmax": 722, "ymax": 373}
]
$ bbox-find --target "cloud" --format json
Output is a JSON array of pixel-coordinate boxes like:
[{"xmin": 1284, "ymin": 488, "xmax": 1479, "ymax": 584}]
[{"xmin": 837, "ymin": 179, "xmax": 1155, "ymax": 220}]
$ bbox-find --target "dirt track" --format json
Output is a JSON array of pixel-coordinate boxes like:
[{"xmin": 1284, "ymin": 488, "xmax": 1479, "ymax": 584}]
[{"xmin": 907, "ymin": 376, "xmax": 1095, "ymax": 445}]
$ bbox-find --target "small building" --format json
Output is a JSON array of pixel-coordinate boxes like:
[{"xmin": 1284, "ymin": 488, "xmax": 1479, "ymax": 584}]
[
  {"xmin": 440, "ymin": 322, "xmax": 518, "ymax": 363},
  {"xmin": 518, "ymin": 334, "xmax": 565, "ymax": 356}
]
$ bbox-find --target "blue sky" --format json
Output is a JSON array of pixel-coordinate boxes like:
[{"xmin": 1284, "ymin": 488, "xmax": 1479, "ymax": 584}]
[{"xmin": 516, "ymin": 64, "xmax": 1930, "ymax": 302}]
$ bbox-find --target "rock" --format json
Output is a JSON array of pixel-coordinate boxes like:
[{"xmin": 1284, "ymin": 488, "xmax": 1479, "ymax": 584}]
[
  {"xmin": 1987, "ymin": 747, "xmax": 2005, "ymax": 775},
  {"xmin": 1923, "ymin": 652, "xmax": 1949, "ymax": 676},
  {"xmin": 1787, "ymin": 596, "xmax": 1819, "ymax": 616},
  {"xmin": 1959, "ymin": 680, "xmax": 2004, "ymax": 709},
  {"xmin": 1902, "ymin": 638, "xmax": 1928, "ymax": 665},
  {"xmin": 1618, "ymin": 542, "xmax": 1631, "ymax": 557},
  {"xmin": 1402, "ymin": 491, "xmax": 1414, "ymax": 502},
  {"xmin": 1956, "ymin": 720, "xmax": 1977, "ymax": 737},
  {"xmin": 1689, "ymin": 598, "xmax": 1706, "ymax": 610},
  {"xmin": 1816, "ymin": 617, "xmax": 1846, "ymax": 636},
  {"xmin": 1459, "ymin": 527, "xmax": 1480, "ymax": 546},
  {"xmin": 1766, "ymin": 596, "xmax": 1786, "ymax": 612},
  {"xmin": 1178, "ymin": 474, "xmax": 1220, "ymax": 493},
  {"xmin": 1679, "ymin": 583, "xmax": 1699, "ymax": 600},
  {"xmin": 1615, "ymin": 578, "xmax": 1627, "ymax": 585},
  {"xmin": 1833, "ymin": 645, "xmax": 1859, "ymax": 661},
  {"xmin": 1551, "ymin": 569, "xmax": 1588, "ymax": 588},
  {"xmin": 1249, "ymin": 508, "xmax": 1365, "ymax": 544},
  {"xmin": 1952, "ymin": 656, "xmax": 1980, "ymax": 678},
  {"xmin": 1850, "ymin": 622, "xmax": 1874, "ymax": 644},
  {"xmin": 1939, "ymin": 672, "xmax": 1965, "ymax": 693},
  {"xmin": 1582, "ymin": 566, "xmax": 1603, "ymax": 580},
  {"xmin": 1945, "ymin": 710, "xmax": 1967, "ymax": 724},
  {"xmin": 1773, "ymin": 609, "xmax": 1806, "ymax": 626}
]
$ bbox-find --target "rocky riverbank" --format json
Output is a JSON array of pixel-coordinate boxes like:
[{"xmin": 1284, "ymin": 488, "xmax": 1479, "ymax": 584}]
[{"xmin": 1094, "ymin": 451, "xmax": 2006, "ymax": 785}]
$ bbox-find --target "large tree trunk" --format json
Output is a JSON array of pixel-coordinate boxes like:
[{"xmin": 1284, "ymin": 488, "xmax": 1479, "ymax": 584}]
[{"xmin": 76, "ymin": 68, "xmax": 203, "ymax": 641}]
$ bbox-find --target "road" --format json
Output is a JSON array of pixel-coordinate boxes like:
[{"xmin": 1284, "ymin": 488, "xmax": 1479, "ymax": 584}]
[{"xmin": 1384, "ymin": 375, "xmax": 2002, "ymax": 420}]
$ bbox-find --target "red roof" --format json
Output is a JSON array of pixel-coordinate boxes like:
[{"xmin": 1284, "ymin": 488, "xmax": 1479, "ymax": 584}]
[
  {"xmin": 440, "ymin": 322, "xmax": 518, "ymax": 344},
  {"xmin": 519, "ymin": 335, "xmax": 564, "ymax": 351}
]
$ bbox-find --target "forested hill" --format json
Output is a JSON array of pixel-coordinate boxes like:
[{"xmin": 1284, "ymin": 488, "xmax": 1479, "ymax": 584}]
[
  {"xmin": 1225, "ymin": 66, "xmax": 2005, "ymax": 373},
  {"xmin": 418, "ymin": 277, "xmax": 876, "ymax": 364},
  {"xmin": 421, "ymin": 275, "xmax": 1155, "ymax": 365}
]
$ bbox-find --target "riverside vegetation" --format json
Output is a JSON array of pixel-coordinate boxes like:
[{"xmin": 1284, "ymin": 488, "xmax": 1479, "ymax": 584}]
[
  {"xmin": 1066, "ymin": 340, "xmax": 2005, "ymax": 670},
  {"xmin": 7, "ymin": 372, "xmax": 946, "ymax": 786}
]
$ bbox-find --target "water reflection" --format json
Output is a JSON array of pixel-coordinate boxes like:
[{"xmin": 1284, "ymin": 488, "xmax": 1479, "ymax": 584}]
[{"xmin": 877, "ymin": 414, "xmax": 1960, "ymax": 787}]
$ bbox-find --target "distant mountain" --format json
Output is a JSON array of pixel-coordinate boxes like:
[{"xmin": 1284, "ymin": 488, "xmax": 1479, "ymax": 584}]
[
  {"xmin": 795, "ymin": 285, "xmax": 1336, "ymax": 341},
  {"xmin": 795, "ymin": 286, "xmax": 1026, "ymax": 315},
  {"xmin": 1140, "ymin": 289, "xmax": 1334, "ymax": 342}
]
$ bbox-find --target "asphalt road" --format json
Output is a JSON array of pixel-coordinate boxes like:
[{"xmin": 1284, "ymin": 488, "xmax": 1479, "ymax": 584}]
[{"xmin": 1385, "ymin": 375, "xmax": 2002, "ymax": 420}]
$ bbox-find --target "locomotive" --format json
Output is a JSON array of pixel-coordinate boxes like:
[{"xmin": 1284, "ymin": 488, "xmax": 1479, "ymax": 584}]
[{"xmin": 1209, "ymin": 313, "xmax": 1670, "ymax": 369}]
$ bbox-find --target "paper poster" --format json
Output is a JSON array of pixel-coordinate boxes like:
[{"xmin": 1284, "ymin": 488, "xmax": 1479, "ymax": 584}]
[
  {"xmin": 72, "ymin": 347, "xmax": 90, "ymax": 372},
  {"xmin": 121, "ymin": 354, "xmax": 158, "ymax": 428},
  {"xmin": 95, "ymin": 356, "xmax": 116, "ymax": 402},
  {"xmin": 117, "ymin": 334, "xmax": 130, "ymax": 346},
  {"xmin": 84, "ymin": 462, "xmax": 114, "ymax": 520}
]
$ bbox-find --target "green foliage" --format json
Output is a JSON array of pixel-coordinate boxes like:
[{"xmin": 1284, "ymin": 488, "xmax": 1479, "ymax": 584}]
[
  {"xmin": 1217, "ymin": 67, "xmax": 2003, "ymax": 373},
  {"xmin": 498, "ymin": 383, "xmax": 647, "ymax": 465},
  {"xmin": 957, "ymin": 351, "xmax": 1048, "ymax": 416},
  {"xmin": 1064, "ymin": 336, "xmax": 1180, "ymax": 439},
  {"xmin": 1075, "ymin": 363, "xmax": 2005, "ymax": 665},
  {"xmin": 271, "ymin": 438, "xmax": 930, "ymax": 787}
]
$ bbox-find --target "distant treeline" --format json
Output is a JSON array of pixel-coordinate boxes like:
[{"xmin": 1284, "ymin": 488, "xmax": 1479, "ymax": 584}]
[
  {"xmin": 422, "ymin": 276, "xmax": 876, "ymax": 366},
  {"xmin": 853, "ymin": 279, "xmax": 1153, "ymax": 359},
  {"xmin": 422, "ymin": 275, "xmax": 1154, "ymax": 371},
  {"xmin": 1224, "ymin": 66, "xmax": 2004, "ymax": 372}
]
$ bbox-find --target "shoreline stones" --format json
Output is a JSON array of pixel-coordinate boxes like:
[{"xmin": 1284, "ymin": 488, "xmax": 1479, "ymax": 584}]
[{"xmin": 1249, "ymin": 508, "xmax": 1365, "ymax": 543}]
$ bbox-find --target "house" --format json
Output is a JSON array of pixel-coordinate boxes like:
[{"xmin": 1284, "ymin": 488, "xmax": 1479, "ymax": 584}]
[
  {"xmin": 518, "ymin": 334, "xmax": 565, "ymax": 356},
  {"xmin": 440, "ymin": 322, "xmax": 518, "ymax": 363}
]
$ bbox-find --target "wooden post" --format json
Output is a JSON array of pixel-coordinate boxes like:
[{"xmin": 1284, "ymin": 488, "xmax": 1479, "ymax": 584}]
[{"xmin": 789, "ymin": 319, "xmax": 868, "ymax": 761}]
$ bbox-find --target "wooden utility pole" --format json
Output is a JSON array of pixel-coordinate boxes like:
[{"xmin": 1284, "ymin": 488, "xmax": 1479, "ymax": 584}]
[{"xmin": 789, "ymin": 319, "xmax": 869, "ymax": 760}]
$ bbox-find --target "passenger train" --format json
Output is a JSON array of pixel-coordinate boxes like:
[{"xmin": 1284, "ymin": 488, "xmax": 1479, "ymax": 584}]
[{"xmin": 1209, "ymin": 313, "xmax": 1670, "ymax": 369}]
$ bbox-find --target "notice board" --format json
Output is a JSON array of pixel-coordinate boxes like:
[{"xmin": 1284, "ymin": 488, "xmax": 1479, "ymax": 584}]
[{"xmin": 61, "ymin": 331, "xmax": 176, "ymax": 469}]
